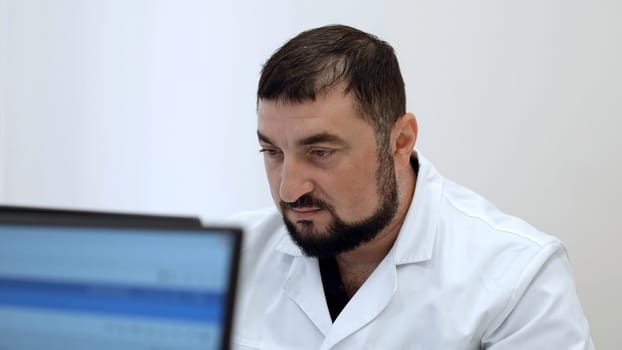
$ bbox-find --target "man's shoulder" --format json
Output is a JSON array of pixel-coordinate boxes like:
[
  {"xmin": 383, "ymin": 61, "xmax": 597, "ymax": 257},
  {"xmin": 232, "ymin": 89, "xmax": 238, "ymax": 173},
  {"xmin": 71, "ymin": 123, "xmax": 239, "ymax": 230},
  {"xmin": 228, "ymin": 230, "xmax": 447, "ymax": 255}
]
[
  {"xmin": 438, "ymin": 177, "xmax": 560, "ymax": 248},
  {"xmin": 414, "ymin": 153, "xmax": 557, "ymax": 250}
]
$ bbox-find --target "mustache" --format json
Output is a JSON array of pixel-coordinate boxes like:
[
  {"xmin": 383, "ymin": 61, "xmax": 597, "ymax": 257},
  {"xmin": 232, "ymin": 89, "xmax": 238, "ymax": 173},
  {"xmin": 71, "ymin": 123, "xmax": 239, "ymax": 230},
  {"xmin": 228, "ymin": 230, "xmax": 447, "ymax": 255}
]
[{"xmin": 280, "ymin": 194, "xmax": 330, "ymax": 211}]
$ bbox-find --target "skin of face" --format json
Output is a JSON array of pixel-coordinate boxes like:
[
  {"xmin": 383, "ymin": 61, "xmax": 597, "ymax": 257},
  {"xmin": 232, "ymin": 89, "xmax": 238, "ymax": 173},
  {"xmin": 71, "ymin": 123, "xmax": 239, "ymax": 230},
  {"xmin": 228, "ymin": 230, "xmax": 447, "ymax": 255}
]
[{"xmin": 257, "ymin": 83, "xmax": 424, "ymax": 261}]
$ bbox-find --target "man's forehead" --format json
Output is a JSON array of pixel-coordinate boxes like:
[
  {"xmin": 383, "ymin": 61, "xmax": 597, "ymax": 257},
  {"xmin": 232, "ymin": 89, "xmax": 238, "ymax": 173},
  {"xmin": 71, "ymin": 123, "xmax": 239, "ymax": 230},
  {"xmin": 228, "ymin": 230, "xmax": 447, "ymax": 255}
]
[
  {"xmin": 263, "ymin": 103, "xmax": 356, "ymax": 127},
  {"xmin": 257, "ymin": 98, "xmax": 322, "ymax": 121},
  {"xmin": 256, "ymin": 87, "xmax": 373, "ymax": 147},
  {"xmin": 257, "ymin": 104, "xmax": 356, "ymax": 148}
]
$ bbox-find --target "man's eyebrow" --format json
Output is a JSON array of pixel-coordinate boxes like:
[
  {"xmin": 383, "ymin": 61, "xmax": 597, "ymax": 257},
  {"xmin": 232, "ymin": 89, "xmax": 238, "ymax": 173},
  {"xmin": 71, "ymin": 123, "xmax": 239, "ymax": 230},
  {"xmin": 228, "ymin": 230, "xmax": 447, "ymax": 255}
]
[
  {"xmin": 298, "ymin": 132, "xmax": 346, "ymax": 146},
  {"xmin": 257, "ymin": 131, "xmax": 274, "ymax": 145},
  {"xmin": 257, "ymin": 130, "xmax": 347, "ymax": 147}
]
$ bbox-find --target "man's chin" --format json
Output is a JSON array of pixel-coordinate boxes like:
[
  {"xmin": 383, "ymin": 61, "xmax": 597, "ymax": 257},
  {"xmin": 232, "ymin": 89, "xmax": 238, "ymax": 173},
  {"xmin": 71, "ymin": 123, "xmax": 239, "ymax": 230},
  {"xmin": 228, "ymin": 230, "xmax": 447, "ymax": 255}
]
[
  {"xmin": 290, "ymin": 220, "xmax": 331, "ymax": 237},
  {"xmin": 283, "ymin": 215, "xmax": 332, "ymax": 238}
]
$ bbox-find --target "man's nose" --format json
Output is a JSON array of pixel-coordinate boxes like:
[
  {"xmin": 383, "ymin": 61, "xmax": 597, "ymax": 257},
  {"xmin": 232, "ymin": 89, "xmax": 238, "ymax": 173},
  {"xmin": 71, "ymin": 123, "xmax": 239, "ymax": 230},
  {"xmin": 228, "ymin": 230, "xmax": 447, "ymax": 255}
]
[{"xmin": 279, "ymin": 157, "xmax": 314, "ymax": 203}]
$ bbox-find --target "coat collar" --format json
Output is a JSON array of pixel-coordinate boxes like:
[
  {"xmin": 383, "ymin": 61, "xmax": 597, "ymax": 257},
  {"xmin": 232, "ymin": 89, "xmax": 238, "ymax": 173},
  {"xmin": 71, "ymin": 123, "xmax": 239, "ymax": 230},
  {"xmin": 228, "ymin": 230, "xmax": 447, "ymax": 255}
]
[{"xmin": 390, "ymin": 151, "xmax": 442, "ymax": 265}]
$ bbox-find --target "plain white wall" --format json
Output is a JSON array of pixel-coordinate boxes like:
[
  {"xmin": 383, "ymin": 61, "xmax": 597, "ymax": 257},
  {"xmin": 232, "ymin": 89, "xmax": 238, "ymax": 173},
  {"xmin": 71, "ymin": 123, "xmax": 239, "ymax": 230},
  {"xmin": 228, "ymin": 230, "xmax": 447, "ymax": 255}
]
[{"xmin": 1, "ymin": 0, "xmax": 620, "ymax": 348}]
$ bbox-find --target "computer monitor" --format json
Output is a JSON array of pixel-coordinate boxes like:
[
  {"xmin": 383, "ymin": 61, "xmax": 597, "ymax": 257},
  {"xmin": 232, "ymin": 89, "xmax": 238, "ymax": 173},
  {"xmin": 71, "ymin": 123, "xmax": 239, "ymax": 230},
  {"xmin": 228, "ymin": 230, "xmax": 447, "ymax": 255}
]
[{"xmin": 0, "ymin": 209, "xmax": 241, "ymax": 350}]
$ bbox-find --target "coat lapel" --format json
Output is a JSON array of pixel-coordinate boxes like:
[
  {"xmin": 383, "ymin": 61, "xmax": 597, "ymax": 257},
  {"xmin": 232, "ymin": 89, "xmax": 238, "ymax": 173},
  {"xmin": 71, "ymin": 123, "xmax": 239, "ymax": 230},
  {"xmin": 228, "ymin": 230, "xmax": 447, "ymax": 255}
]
[
  {"xmin": 278, "ymin": 236, "xmax": 333, "ymax": 337},
  {"xmin": 320, "ymin": 253, "xmax": 398, "ymax": 350}
]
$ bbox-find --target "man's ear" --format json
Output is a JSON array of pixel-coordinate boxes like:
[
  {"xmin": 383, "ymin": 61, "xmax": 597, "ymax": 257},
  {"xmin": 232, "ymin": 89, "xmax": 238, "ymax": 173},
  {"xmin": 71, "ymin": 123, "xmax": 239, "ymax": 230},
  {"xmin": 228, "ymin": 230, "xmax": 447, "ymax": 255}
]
[{"xmin": 391, "ymin": 113, "xmax": 418, "ymax": 169}]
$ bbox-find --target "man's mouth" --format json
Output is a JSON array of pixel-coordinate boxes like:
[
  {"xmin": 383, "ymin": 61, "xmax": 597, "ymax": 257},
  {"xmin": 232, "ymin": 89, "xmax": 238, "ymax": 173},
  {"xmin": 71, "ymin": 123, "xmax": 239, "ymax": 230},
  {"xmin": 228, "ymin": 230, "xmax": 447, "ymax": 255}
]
[{"xmin": 288, "ymin": 207, "xmax": 322, "ymax": 220}]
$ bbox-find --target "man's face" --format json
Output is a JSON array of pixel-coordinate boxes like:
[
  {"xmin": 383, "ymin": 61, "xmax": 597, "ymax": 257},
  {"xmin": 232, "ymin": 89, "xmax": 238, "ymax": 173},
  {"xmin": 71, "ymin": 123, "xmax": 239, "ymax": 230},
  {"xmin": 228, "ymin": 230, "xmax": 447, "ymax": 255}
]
[{"xmin": 257, "ymin": 88, "xmax": 398, "ymax": 258}]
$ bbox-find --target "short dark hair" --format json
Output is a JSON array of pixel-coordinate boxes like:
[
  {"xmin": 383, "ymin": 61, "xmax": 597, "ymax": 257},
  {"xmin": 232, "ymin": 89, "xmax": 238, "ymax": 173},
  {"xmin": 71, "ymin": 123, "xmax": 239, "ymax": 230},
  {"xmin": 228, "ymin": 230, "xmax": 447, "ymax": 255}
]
[{"xmin": 257, "ymin": 24, "xmax": 406, "ymax": 150}]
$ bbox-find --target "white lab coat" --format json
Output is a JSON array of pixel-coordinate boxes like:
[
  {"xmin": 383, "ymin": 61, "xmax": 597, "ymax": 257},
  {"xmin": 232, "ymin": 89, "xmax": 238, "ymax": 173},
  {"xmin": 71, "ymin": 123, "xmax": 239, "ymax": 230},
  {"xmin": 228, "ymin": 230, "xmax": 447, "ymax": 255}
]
[{"xmin": 229, "ymin": 153, "xmax": 595, "ymax": 349}]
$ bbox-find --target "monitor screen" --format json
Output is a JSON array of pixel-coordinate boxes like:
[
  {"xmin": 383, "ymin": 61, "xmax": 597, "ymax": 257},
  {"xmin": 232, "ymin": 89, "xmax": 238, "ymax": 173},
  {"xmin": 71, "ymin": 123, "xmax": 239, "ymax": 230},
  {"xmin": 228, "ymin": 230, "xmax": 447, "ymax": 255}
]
[{"xmin": 0, "ymin": 220, "xmax": 241, "ymax": 350}]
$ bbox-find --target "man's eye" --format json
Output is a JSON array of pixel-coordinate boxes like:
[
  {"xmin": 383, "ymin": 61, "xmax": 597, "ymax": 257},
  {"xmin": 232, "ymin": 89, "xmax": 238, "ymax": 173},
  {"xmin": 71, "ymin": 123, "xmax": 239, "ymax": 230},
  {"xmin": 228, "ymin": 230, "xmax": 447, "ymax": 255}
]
[
  {"xmin": 259, "ymin": 148, "xmax": 280, "ymax": 157},
  {"xmin": 310, "ymin": 149, "xmax": 334, "ymax": 158}
]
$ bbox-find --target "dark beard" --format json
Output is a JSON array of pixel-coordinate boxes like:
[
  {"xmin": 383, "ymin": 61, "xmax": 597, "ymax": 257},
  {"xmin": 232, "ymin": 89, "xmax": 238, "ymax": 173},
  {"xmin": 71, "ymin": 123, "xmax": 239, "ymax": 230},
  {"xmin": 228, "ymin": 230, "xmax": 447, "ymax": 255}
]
[{"xmin": 280, "ymin": 153, "xmax": 398, "ymax": 258}]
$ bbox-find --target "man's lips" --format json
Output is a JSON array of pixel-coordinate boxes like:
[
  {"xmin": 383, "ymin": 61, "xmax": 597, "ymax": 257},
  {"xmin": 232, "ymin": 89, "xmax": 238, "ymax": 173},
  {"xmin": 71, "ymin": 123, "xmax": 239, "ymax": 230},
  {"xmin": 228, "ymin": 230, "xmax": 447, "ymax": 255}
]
[
  {"xmin": 291, "ymin": 207, "xmax": 321, "ymax": 213},
  {"xmin": 288, "ymin": 207, "xmax": 322, "ymax": 220}
]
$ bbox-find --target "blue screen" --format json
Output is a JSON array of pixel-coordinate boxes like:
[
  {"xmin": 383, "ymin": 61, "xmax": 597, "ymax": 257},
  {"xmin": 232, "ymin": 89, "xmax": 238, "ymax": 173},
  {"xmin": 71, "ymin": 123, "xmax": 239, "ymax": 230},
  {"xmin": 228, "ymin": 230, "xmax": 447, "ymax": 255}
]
[{"xmin": 0, "ymin": 224, "xmax": 236, "ymax": 350}]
